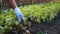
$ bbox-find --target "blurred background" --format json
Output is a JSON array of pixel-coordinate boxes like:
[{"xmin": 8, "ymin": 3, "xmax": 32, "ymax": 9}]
[{"xmin": 0, "ymin": 0, "xmax": 60, "ymax": 9}]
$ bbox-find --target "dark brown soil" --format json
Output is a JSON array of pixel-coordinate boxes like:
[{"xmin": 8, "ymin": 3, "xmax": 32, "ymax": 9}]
[{"xmin": 5, "ymin": 13, "xmax": 60, "ymax": 34}]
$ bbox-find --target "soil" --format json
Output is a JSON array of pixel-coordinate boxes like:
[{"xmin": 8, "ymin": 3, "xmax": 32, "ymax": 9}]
[{"xmin": 5, "ymin": 13, "xmax": 60, "ymax": 34}]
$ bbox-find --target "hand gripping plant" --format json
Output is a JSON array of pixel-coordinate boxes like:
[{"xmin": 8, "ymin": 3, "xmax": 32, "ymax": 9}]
[{"xmin": 0, "ymin": 0, "xmax": 31, "ymax": 34}]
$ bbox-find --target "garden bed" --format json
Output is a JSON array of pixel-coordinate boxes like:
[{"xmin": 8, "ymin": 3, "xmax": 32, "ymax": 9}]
[{"xmin": 0, "ymin": 2, "xmax": 60, "ymax": 34}]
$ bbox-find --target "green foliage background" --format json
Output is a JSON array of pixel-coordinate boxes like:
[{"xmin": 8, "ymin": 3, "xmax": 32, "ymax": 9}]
[{"xmin": 20, "ymin": 2, "xmax": 60, "ymax": 23}]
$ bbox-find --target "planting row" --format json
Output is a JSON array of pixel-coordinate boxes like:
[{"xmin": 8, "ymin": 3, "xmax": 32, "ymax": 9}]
[{"xmin": 0, "ymin": 2, "xmax": 60, "ymax": 34}]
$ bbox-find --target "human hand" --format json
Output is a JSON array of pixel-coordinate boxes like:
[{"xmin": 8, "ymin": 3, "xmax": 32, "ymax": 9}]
[{"xmin": 14, "ymin": 7, "xmax": 24, "ymax": 22}]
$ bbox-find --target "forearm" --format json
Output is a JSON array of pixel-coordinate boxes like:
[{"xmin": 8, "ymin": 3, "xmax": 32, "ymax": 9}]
[{"xmin": 6, "ymin": 0, "xmax": 17, "ymax": 8}]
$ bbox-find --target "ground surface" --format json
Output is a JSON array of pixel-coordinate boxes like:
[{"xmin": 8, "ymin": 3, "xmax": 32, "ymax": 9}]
[
  {"xmin": 5, "ymin": 13, "xmax": 60, "ymax": 34},
  {"xmin": 29, "ymin": 13, "xmax": 60, "ymax": 34}
]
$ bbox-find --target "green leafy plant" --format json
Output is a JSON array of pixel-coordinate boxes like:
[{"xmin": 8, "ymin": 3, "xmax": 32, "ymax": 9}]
[{"xmin": 20, "ymin": 2, "xmax": 60, "ymax": 23}]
